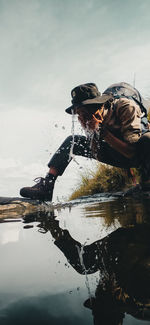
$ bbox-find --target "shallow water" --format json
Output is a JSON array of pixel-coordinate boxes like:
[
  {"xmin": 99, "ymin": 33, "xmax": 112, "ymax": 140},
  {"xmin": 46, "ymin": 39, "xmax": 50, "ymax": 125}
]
[{"xmin": 0, "ymin": 196, "xmax": 150, "ymax": 325}]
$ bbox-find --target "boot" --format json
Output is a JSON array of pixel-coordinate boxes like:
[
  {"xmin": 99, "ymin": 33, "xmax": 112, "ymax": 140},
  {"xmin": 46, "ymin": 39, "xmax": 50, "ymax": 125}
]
[{"xmin": 20, "ymin": 174, "xmax": 56, "ymax": 201}]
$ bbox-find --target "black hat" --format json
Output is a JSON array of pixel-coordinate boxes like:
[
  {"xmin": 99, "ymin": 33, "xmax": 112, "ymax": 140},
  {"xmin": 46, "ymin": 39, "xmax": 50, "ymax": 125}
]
[{"xmin": 65, "ymin": 83, "xmax": 113, "ymax": 114}]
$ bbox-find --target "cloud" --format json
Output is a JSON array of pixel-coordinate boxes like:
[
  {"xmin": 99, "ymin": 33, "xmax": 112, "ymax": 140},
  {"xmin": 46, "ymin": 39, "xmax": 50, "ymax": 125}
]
[{"xmin": 0, "ymin": 0, "xmax": 150, "ymax": 111}]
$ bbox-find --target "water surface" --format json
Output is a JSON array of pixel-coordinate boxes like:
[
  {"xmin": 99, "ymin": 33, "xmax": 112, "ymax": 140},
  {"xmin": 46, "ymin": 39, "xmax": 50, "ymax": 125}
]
[{"xmin": 0, "ymin": 195, "xmax": 150, "ymax": 325}]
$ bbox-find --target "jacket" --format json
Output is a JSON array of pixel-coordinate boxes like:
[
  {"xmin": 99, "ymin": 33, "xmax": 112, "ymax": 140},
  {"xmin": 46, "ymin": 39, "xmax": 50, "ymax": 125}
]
[{"xmin": 103, "ymin": 97, "xmax": 143, "ymax": 144}]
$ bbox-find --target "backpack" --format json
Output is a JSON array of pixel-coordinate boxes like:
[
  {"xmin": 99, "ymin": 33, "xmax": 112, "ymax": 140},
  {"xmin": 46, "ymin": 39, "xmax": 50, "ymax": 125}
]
[{"xmin": 103, "ymin": 82, "xmax": 149, "ymax": 134}]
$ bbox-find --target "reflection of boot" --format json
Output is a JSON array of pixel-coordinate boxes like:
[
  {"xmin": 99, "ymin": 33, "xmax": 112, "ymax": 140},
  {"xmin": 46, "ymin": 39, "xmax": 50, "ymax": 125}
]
[{"xmin": 20, "ymin": 174, "xmax": 56, "ymax": 201}]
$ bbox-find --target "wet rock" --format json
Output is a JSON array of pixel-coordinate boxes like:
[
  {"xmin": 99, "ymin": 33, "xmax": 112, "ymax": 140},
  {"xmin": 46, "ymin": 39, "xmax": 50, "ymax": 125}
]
[{"xmin": 0, "ymin": 196, "xmax": 50, "ymax": 219}]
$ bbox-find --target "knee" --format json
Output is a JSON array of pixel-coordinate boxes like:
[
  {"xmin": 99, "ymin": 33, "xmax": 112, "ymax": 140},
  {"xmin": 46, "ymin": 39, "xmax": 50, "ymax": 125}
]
[
  {"xmin": 61, "ymin": 135, "xmax": 78, "ymax": 149},
  {"xmin": 63, "ymin": 135, "xmax": 86, "ymax": 145},
  {"xmin": 64, "ymin": 135, "xmax": 73, "ymax": 144}
]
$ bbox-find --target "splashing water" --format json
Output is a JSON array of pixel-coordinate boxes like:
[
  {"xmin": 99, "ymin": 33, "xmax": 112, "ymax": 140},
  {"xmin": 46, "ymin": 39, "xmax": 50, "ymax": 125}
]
[
  {"xmin": 69, "ymin": 109, "xmax": 100, "ymax": 163},
  {"xmin": 69, "ymin": 110, "xmax": 79, "ymax": 165},
  {"xmin": 69, "ymin": 109, "xmax": 75, "ymax": 160},
  {"xmin": 76, "ymin": 243, "xmax": 93, "ymax": 301}
]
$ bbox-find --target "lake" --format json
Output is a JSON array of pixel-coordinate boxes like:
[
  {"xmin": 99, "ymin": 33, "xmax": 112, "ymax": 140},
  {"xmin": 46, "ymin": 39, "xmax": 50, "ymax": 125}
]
[{"xmin": 0, "ymin": 194, "xmax": 150, "ymax": 325}]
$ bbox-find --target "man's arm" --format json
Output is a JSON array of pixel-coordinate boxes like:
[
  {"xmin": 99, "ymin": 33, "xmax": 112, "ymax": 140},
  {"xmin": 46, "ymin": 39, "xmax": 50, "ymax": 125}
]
[
  {"xmin": 102, "ymin": 98, "xmax": 142, "ymax": 158},
  {"xmin": 103, "ymin": 129, "xmax": 135, "ymax": 159},
  {"xmin": 116, "ymin": 98, "xmax": 142, "ymax": 143},
  {"xmin": 48, "ymin": 217, "xmax": 100, "ymax": 274}
]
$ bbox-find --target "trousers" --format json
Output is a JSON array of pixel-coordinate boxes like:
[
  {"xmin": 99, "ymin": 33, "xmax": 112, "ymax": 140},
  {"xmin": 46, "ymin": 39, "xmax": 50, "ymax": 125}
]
[{"xmin": 48, "ymin": 132, "xmax": 150, "ymax": 182}]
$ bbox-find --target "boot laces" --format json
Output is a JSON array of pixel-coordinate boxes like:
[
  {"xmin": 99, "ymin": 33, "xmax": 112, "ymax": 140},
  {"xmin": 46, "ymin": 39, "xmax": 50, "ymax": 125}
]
[
  {"xmin": 33, "ymin": 177, "xmax": 54, "ymax": 189},
  {"xmin": 33, "ymin": 177, "xmax": 46, "ymax": 188}
]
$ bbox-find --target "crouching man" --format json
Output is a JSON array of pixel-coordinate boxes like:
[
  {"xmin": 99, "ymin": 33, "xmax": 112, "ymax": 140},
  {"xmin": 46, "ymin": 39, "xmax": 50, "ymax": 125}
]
[{"xmin": 20, "ymin": 82, "xmax": 150, "ymax": 201}]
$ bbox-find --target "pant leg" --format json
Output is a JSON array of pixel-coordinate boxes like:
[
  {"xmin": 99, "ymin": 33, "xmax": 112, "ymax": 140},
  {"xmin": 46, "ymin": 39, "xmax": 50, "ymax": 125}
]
[
  {"xmin": 48, "ymin": 135, "xmax": 94, "ymax": 175},
  {"xmin": 135, "ymin": 132, "xmax": 150, "ymax": 182},
  {"xmin": 48, "ymin": 134, "xmax": 138, "ymax": 176}
]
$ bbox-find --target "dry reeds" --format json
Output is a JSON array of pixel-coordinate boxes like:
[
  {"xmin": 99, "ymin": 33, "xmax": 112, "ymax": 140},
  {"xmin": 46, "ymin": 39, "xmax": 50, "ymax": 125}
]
[{"xmin": 69, "ymin": 164, "xmax": 139, "ymax": 200}]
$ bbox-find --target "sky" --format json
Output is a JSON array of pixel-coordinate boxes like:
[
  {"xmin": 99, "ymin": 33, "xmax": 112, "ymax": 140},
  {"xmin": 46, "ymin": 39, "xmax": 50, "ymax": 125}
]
[{"xmin": 0, "ymin": 0, "xmax": 150, "ymax": 200}]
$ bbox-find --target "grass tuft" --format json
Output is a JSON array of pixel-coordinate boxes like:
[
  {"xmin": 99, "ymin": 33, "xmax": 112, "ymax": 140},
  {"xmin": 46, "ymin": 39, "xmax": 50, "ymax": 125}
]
[{"xmin": 69, "ymin": 164, "xmax": 140, "ymax": 200}]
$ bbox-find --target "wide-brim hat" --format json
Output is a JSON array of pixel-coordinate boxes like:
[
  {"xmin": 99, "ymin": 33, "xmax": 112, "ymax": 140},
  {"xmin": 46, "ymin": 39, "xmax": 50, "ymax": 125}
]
[{"xmin": 65, "ymin": 83, "xmax": 113, "ymax": 114}]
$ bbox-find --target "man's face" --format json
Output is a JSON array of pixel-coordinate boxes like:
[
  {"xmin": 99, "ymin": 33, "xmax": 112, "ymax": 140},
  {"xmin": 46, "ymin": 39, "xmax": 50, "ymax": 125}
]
[{"xmin": 76, "ymin": 105, "xmax": 103, "ymax": 131}]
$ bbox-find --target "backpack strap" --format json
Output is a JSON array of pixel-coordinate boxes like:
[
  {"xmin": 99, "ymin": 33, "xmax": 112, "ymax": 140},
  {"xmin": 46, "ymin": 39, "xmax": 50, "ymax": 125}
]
[{"xmin": 113, "ymin": 94, "xmax": 147, "ymax": 116}]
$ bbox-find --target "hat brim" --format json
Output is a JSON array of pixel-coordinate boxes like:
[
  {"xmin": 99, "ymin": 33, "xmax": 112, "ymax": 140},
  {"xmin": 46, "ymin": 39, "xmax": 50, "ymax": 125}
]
[{"xmin": 65, "ymin": 94, "xmax": 113, "ymax": 114}]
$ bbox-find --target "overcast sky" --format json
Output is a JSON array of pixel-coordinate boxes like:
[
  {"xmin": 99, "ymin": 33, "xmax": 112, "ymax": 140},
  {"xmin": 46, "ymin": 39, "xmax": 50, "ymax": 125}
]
[
  {"xmin": 0, "ymin": 0, "xmax": 150, "ymax": 111},
  {"xmin": 0, "ymin": 0, "xmax": 150, "ymax": 199}
]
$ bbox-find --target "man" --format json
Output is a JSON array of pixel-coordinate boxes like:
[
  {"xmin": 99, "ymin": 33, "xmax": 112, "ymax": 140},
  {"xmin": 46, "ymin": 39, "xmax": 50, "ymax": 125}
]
[{"xmin": 20, "ymin": 82, "xmax": 150, "ymax": 201}]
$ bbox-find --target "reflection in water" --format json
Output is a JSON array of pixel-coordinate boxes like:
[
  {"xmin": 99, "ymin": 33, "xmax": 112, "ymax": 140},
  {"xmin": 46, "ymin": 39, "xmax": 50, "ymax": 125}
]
[
  {"xmin": 23, "ymin": 199, "xmax": 150, "ymax": 325},
  {"xmin": 82, "ymin": 197, "xmax": 150, "ymax": 227}
]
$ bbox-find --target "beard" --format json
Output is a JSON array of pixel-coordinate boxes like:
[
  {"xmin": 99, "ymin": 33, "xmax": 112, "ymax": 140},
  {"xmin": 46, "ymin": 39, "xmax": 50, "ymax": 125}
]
[
  {"xmin": 79, "ymin": 117, "xmax": 99, "ymax": 132},
  {"xmin": 78, "ymin": 119, "xmax": 100, "ymax": 145},
  {"xmin": 80, "ymin": 121, "xmax": 99, "ymax": 138}
]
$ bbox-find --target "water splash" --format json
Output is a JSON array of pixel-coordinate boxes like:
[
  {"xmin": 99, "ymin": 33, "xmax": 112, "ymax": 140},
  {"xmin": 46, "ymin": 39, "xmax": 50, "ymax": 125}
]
[
  {"xmin": 69, "ymin": 110, "xmax": 79, "ymax": 165},
  {"xmin": 69, "ymin": 109, "xmax": 75, "ymax": 161},
  {"xmin": 69, "ymin": 109, "xmax": 100, "ymax": 164},
  {"xmin": 76, "ymin": 243, "xmax": 93, "ymax": 301}
]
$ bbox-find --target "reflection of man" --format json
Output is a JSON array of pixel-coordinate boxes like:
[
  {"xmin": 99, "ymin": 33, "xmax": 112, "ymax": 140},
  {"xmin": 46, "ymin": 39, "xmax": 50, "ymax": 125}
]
[
  {"xmin": 35, "ymin": 215, "xmax": 150, "ymax": 324},
  {"xmin": 20, "ymin": 82, "xmax": 150, "ymax": 201}
]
